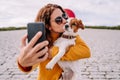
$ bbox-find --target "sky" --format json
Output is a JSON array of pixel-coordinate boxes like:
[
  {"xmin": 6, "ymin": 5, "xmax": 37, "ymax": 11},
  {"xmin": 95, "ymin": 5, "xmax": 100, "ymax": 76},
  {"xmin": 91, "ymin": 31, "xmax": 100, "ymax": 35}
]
[{"xmin": 0, "ymin": 0, "xmax": 120, "ymax": 27}]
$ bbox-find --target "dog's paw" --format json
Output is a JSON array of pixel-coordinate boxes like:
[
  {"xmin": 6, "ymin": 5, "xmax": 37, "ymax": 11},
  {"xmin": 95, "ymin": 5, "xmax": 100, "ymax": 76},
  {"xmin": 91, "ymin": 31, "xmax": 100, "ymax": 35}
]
[{"xmin": 46, "ymin": 63, "xmax": 54, "ymax": 70}]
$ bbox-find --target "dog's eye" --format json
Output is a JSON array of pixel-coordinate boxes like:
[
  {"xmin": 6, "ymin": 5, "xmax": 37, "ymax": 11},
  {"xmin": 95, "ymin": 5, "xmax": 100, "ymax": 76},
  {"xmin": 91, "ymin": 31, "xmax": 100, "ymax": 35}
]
[{"xmin": 71, "ymin": 23, "xmax": 76, "ymax": 26}]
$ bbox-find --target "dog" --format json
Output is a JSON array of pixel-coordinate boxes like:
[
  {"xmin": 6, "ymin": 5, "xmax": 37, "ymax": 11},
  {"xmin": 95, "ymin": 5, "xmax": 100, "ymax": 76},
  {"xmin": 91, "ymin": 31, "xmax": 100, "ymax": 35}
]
[{"xmin": 46, "ymin": 18, "xmax": 84, "ymax": 80}]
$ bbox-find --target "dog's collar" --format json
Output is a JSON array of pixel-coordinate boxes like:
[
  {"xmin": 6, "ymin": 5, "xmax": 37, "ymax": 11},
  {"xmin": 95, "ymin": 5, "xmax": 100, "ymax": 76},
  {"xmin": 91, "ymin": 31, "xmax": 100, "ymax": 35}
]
[{"xmin": 61, "ymin": 34, "xmax": 76, "ymax": 39}]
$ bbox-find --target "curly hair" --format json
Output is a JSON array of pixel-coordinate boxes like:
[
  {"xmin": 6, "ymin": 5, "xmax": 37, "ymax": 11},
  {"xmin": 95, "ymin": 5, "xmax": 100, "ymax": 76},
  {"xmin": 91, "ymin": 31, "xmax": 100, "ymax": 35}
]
[{"xmin": 35, "ymin": 3, "xmax": 65, "ymax": 47}]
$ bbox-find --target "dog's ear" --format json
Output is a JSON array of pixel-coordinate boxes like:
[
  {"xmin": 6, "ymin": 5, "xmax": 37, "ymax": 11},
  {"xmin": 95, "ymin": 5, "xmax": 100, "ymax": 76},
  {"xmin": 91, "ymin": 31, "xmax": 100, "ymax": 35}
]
[{"xmin": 78, "ymin": 19, "xmax": 85, "ymax": 30}]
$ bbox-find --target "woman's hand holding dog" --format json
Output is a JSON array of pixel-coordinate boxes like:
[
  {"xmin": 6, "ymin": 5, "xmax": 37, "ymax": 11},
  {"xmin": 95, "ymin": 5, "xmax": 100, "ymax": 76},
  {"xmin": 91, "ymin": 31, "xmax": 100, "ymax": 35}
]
[{"xmin": 18, "ymin": 32, "xmax": 49, "ymax": 68}]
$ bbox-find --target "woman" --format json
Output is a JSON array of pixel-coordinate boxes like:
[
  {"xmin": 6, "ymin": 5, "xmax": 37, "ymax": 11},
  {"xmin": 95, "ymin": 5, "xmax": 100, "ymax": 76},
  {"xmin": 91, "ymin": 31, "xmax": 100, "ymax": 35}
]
[{"xmin": 17, "ymin": 3, "xmax": 90, "ymax": 80}]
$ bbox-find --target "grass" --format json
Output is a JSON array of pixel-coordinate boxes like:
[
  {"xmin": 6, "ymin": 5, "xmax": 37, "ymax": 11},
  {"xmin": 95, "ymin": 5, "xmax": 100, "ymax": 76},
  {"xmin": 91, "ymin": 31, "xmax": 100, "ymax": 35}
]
[
  {"xmin": 0, "ymin": 25, "xmax": 120, "ymax": 31},
  {"xmin": 86, "ymin": 25, "xmax": 120, "ymax": 30},
  {"xmin": 0, "ymin": 26, "xmax": 26, "ymax": 31}
]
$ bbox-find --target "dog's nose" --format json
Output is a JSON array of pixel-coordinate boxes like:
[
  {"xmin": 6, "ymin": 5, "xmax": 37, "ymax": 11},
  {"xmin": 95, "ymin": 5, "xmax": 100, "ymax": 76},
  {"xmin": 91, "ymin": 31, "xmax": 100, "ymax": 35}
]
[{"xmin": 65, "ymin": 25, "xmax": 69, "ymax": 29}]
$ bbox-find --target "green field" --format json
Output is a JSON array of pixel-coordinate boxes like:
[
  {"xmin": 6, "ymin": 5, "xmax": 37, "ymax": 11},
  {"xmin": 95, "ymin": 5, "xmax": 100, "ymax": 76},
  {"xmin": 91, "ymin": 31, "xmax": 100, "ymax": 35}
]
[
  {"xmin": 86, "ymin": 25, "xmax": 120, "ymax": 30},
  {"xmin": 0, "ymin": 25, "xmax": 120, "ymax": 31}
]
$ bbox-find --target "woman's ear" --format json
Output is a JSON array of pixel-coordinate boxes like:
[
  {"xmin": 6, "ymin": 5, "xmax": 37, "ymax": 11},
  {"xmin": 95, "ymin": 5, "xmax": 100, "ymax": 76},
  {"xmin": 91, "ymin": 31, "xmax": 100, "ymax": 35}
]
[{"xmin": 49, "ymin": 27, "xmax": 52, "ymax": 30}]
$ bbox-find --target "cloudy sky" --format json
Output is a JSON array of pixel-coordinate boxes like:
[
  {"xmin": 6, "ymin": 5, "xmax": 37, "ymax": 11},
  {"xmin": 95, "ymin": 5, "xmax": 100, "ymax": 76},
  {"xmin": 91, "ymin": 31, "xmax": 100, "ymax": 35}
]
[{"xmin": 0, "ymin": 0, "xmax": 120, "ymax": 27}]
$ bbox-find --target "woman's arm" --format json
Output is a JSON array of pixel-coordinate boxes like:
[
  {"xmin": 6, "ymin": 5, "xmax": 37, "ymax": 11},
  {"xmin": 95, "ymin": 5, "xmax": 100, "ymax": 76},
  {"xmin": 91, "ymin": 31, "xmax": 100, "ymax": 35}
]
[
  {"xmin": 17, "ymin": 60, "xmax": 38, "ymax": 73},
  {"xmin": 17, "ymin": 32, "xmax": 49, "ymax": 73},
  {"xmin": 51, "ymin": 35, "xmax": 91, "ymax": 61}
]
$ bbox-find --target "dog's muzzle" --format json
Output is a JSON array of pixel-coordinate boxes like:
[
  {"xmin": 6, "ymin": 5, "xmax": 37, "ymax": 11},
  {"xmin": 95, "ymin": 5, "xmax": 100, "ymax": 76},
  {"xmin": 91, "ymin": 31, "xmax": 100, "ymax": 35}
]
[{"xmin": 65, "ymin": 24, "xmax": 69, "ymax": 31}]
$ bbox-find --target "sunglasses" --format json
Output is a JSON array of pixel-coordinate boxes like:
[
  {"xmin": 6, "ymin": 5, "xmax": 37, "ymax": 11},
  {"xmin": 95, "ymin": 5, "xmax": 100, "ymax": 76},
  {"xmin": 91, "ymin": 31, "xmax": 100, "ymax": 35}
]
[{"xmin": 52, "ymin": 13, "xmax": 68, "ymax": 25}]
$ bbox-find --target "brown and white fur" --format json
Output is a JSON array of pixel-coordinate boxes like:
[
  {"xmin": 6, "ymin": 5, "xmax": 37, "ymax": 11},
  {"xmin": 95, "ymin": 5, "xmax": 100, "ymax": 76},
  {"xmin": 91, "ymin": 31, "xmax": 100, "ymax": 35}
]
[{"xmin": 46, "ymin": 18, "xmax": 84, "ymax": 80}]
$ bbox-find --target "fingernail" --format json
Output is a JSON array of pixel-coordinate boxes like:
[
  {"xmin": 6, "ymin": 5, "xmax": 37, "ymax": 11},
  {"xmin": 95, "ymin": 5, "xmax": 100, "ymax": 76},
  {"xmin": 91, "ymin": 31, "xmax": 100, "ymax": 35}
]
[{"xmin": 38, "ymin": 31, "xmax": 42, "ymax": 34}]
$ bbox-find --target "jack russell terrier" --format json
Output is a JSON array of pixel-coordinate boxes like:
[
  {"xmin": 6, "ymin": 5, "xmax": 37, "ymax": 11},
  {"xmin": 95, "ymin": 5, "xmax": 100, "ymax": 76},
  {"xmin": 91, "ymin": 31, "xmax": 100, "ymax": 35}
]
[{"xmin": 46, "ymin": 18, "xmax": 84, "ymax": 80}]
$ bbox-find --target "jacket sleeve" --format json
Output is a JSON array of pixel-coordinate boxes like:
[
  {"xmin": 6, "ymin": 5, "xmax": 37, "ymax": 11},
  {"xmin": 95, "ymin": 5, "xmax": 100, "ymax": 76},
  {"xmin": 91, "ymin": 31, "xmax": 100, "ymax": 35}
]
[
  {"xmin": 51, "ymin": 35, "xmax": 91, "ymax": 61},
  {"xmin": 17, "ymin": 59, "xmax": 39, "ymax": 73}
]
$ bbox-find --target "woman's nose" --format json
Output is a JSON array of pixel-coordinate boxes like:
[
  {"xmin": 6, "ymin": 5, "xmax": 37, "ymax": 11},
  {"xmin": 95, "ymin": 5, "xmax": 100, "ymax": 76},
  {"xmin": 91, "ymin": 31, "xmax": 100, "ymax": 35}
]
[{"xmin": 63, "ymin": 18, "xmax": 67, "ymax": 24}]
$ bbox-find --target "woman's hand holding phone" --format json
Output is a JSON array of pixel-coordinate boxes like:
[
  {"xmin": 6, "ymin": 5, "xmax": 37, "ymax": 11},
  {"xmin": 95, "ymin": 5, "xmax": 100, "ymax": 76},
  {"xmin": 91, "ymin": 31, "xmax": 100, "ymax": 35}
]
[{"xmin": 18, "ymin": 22, "xmax": 49, "ymax": 68}]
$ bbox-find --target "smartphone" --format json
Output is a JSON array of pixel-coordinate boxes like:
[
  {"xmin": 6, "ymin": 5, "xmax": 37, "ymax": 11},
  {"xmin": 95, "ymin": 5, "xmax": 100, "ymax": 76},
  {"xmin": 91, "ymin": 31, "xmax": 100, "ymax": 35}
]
[{"xmin": 27, "ymin": 22, "xmax": 46, "ymax": 46}]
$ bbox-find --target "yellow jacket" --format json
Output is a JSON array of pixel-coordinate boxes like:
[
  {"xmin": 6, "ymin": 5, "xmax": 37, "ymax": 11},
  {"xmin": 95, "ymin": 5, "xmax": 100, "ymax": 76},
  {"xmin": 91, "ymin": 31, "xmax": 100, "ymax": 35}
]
[{"xmin": 17, "ymin": 35, "xmax": 91, "ymax": 80}]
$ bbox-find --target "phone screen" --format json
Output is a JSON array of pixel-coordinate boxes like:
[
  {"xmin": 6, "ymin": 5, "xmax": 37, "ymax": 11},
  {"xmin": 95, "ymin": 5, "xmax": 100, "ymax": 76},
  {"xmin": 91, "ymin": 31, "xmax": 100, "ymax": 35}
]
[{"xmin": 27, "ymin": 22, "xmax": 46, "ymax": 46}]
